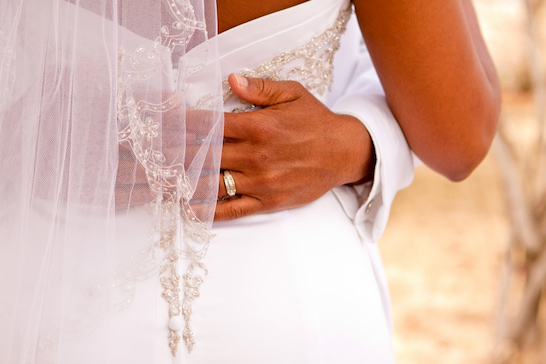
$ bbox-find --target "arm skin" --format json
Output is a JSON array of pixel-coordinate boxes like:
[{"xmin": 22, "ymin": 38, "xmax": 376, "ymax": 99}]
[
  {"xmin": 353, "ymin": 0, "xmax": 501, "ymax": 181},
  {"xmin": 215, "ymin": 0, "xmax": 501, "ymax": 220},
  {"xmin": 215, "ymin": 75, "xmax": 374, "ymax": 220}
]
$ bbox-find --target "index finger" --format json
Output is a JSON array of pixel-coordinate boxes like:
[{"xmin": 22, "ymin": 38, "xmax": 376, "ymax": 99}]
[{"xmin": 223, "ymin": 111, "xmax": 261, "ymax": 140}]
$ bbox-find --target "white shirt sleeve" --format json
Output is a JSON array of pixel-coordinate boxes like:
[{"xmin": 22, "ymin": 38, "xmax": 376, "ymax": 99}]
[{"xmin": 326, "ymin": 14, "xmax": 415, "ymax": 244}]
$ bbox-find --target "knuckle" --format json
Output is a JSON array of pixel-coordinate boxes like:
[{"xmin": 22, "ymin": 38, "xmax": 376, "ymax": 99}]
[
  {"xmin": 254, "ymin": 78, "xmax": 269, "ymax": 96},
  {"xmin": 266, "ymin": 189, "xmax": 290, "ymax": 210},
  {"xmin": 247, "ymin": 150, "xmax": 270, "ymax": 168},
  {"xmin": 261, "ymin": 79, "xmax": 301, "ymax": 103},
  {"xmin": 286, "ymin": 80, "xmax": 303, "ymax": 91},
  {"xmin": 247, "ymin": 120, "xmax": 270, "ymax": 141},
  {"xmin": 267, "ymin": 194, "xmax": 284, "ymax": 208},
  {"xmin": 250, "ymin": 115, "xmax": 284, "ymax": 141},
  {"xmin": 285, "ymin": 80, "xmax": 304, "ymax": 98},
  {"xmin": 254, "ymin": 78, "xmax": 278, "ymax": 100},
  {"xmin": 259, "ymin": 175, "xmax": 287, "ymax": 207},
  {"xmin": 226, "ymin": 202, "xmax": 247, "ymax": 220}
]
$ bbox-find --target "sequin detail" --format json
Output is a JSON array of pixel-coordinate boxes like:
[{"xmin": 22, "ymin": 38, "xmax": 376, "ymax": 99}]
[
  {"xmin": 222, "ymin": 6, "xmax": 352, "ymax": 112},
  {"xmin": 117, "ymin": 0, "xmax": 213, "ymax": 356}
]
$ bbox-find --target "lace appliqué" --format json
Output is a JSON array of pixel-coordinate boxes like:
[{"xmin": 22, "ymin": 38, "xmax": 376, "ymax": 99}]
[
  {"xmin": 222, "ymin": 6, "xmax": 352, "ymax": 112},
  {"xmin": 117, "ymin": 0, "xmax": 212, "ymax": 356},
  {"xmin": 151, "ymin": 200, "xmax": 209, "ymax": 355}
]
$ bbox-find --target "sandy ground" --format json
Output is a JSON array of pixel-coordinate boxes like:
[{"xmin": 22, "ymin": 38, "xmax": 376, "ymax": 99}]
[{"xmin": 379, "ymin": 154, "xmax": 509, "ymax": 364}]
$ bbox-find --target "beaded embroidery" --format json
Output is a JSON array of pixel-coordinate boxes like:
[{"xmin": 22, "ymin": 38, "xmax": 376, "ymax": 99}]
[
  {"xmin": 117, "ymin": 0, "xmax": 213, "ymax": 356},
  {"xmin": 222, "ymin": 6, "xmax": 352, "ymax": 112}
]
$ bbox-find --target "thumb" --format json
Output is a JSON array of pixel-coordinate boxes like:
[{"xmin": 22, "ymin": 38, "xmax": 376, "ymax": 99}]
[{"xmin": 228, "ymin": 73, "xmax": 303, "ymax": 107}]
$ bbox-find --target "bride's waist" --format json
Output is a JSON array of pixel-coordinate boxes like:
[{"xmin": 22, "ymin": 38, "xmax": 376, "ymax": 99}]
[{"xmin": 212, "ymin": 186, "xmax": 359, "ymax": 233}]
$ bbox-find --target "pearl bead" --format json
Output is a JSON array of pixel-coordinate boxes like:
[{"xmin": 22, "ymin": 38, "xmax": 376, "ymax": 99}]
[{"xmin": 169, "ymin": 316, "xmax": 184, "ymax": 332}]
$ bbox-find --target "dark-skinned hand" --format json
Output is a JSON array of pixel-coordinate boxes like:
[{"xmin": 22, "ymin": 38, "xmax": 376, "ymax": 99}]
[
  {"xmin": 115, "ymin": 75, "xmax": 375, "ymax": 221},
  {"xmin": 215, "ymin": 74, "xmax": 374, "ymax": 220}
]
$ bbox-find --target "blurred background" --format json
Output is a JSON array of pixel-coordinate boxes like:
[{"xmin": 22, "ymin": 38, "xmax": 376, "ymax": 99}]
[{"xmin": 378, "ymin": 0, "xmax": 546, "ymax": 363}]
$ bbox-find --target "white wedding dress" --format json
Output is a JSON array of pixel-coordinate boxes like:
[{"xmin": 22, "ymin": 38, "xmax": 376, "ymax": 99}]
[
  {"xmin": 186, "ymin": 1, "xmax": 396, "ymax": 363},
  {"xmin": 163, "ymin": 1, "xmax": 412, "ymax": 362},
  {"xmin": 0, "ymin": 0, "xmax": 415, "ymax": 363}
]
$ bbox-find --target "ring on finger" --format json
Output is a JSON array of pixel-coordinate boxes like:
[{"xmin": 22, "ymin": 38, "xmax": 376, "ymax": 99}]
[{"xmin": 218, "ymin": 170, "xmax": 237, "ymax": 201}]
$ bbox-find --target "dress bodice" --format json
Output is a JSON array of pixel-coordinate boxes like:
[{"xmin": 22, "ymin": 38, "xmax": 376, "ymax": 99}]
[{"xmin": 185, "ymin": 0, "xmax": 352, "ymax": 110}]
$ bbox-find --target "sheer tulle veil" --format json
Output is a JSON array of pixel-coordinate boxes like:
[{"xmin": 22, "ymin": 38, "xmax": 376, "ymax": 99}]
[{"xmin": 0, "ymin": 0, "xmax": 223, "ymax": 361}]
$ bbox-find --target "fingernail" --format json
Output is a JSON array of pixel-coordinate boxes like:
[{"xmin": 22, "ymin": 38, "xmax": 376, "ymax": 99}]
[{"xmin": 234, "ymin": 73, "xmax": 248, "ymax": 88}]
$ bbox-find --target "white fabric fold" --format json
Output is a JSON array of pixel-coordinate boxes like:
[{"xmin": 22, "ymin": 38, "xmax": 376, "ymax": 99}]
[
  {"xmin": 1, "ymin": 2, "xmax": 414, "ymax": 363},
  {"xmin": 328, "ymin": 14, "xmax": 415, "ymax": 244}
]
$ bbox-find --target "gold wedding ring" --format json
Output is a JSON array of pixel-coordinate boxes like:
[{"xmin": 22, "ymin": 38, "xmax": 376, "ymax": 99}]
[{"xmin": 220, "ymin": 170, "xmax": 237, "ymax": 200}]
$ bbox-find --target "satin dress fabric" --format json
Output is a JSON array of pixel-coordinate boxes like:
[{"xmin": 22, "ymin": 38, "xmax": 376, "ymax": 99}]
[{"xmin": 176, "ymin": 1, "xmax": 396, "ymax": 363}]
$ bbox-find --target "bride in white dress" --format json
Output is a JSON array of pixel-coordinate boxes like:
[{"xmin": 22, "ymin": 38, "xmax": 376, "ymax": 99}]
[
  {"xmin": 186, "ymin": 1, "xmax": 410, "ymax": 362},
  {"xmin": 0, "ymin": 0, "xmax": 499, "ymax": 363}
]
